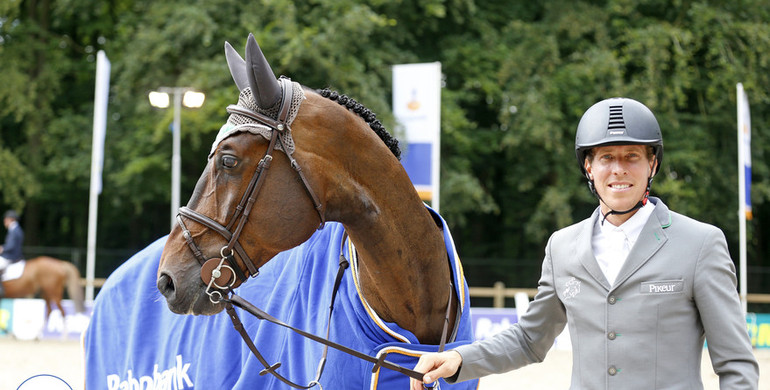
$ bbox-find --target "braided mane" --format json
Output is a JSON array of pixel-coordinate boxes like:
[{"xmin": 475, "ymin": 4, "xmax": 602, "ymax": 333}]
[{"xmin": 318, "ymin": 89, "xmax": 401, "ymax": 160}]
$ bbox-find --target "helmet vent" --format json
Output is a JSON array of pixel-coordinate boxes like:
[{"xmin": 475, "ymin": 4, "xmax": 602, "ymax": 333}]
[{"xmin": 607, "ymin": 104, "xmax": 626, "ymax": 134}]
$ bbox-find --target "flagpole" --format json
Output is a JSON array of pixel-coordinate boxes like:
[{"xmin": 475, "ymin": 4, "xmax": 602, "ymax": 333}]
[
  {"xmin": 86, "ymin": 51, "xmax": 110, "ymax": 302},
  {"xmin": 737, "ymin": 82, "xmax": 749, "ymax": 315}
]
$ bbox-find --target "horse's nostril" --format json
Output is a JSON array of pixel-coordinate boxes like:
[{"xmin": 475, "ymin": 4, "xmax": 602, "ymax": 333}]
[{"xmin": 157, "ymin": 273, "xmax": 176, "ymax": 297}]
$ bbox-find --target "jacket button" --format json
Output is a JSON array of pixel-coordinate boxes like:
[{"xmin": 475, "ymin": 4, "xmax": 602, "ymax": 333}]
[
  {"xmin": 608, "ymin": 295, "xmax": 617, "ymax": 304},
  {"xmin": 608, "ymin": 331, "xmax": 616, "ymax": 340},
  {"xmin": 608, "ymin": 366, "xmax": 618, "ymax": 376}
]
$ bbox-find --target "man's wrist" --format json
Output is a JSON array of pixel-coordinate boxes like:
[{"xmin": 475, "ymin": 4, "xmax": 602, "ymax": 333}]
[{"xmin": 446, "ymin": 350, "xmax": 463, "ymax": 382}]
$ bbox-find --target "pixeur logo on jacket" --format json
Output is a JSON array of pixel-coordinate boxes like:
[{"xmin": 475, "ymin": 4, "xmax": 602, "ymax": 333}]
[
  {"xmin": 640, "ymin": 280, "xmax": 684, "ymax": 294},
  {"xmin": 106, "ymin": 354, "xmax": 193, "ymax": 390}
]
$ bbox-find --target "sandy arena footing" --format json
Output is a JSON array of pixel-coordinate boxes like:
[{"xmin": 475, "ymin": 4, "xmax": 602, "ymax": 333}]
[{"xmin": 1, "ymin": 337, "xmax": 768, "ymax": 390}]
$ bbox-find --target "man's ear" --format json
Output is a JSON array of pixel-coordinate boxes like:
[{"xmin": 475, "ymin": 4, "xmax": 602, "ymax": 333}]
[
  {"xmin": 650, "ymin": 157, "xmax": 659, "ymax": 177},
  {"xmin": 584, "ymin": 158, "xmax": 593, "ymax": 180}
]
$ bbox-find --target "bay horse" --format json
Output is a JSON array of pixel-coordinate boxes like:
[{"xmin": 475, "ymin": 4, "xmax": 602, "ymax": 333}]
[
  {"xmin": 156, "ymin": 33, "xmax": 474, "ymax": 388},
  {"xmin": 2, "ymin": 256, "xmax": 85, "ymax": 319}
]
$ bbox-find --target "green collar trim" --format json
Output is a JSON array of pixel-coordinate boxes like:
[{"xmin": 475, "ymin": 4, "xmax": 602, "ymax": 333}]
[{"xmin": 661, "ymin": 212, "xmax": 672, "ymax": 229}]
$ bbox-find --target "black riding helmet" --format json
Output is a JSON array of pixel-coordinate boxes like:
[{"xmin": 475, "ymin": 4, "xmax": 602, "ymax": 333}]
[
  {"xmin": 575, "ymin": 97, "xmax": 663, "ymax": 222},
  {"xmin": 575, "ymin": 97, "xmax": 663, "ymax": 178}
]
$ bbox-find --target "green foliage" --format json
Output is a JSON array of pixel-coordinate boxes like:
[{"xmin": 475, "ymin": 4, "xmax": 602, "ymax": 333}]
[
  {"xmin": 0, "ymin": 148, "xmax": 40, "ymax": 211},
  {"xmin": 1, "ymin": 0, "xmax": 770, "ymax": 292}
]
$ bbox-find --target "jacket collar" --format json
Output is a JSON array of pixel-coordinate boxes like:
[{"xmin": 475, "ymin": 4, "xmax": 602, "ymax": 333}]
[{"xmin": 578, "ymin": 197, "xmax": 671, "ymax": 291}]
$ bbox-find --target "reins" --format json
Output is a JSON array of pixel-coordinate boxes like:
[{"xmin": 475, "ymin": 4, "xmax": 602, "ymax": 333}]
[
  {"xmin": 222, "ymin": 239, "xmax": 350, "ymax": 390},
  {"xmin": 222, "ymin": 233, "xmax": 452, "ymax": 389}
]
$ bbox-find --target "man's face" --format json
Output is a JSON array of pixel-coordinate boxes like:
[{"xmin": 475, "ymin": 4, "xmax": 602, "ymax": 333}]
[{"xmin": 585, "ymin": 144, "xmax": 656, "ymax": 217}]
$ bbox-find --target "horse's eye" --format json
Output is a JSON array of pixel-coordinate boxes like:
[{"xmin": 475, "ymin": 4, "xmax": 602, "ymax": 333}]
[{"xmin": 221, "ymin": 155, "xmax": 238, "ymax": 168}]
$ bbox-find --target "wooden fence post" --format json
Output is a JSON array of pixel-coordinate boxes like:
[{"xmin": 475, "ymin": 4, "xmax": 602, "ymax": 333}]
[{"xmin": 493, "ymin": 281, "xmax": 505, "ymax": 308}]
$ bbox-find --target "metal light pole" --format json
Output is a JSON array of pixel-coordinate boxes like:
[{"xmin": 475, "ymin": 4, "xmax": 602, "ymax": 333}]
[
  {"xmin": 171, "ymin": 90, "xmax": 182, "ymax": 231},
  {"xmin": 149, "ymin": 87, "xmax": 205, "ymax": 229}
]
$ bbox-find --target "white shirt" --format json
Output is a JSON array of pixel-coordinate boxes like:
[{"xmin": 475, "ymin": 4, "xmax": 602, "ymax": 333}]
[{"xmin": 592, "ymin": 202, "xmax": 655, "ymax": 286}]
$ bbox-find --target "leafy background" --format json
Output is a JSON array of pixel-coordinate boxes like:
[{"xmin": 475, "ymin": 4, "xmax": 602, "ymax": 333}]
[{"xmin": 1, "ymin": 0, "xmax": 769, "ymax": 308}]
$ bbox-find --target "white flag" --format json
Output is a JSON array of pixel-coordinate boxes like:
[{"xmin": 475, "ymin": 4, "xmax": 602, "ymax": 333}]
[{"xmin": 91, "ymin": 50, "xmax": 110, "ymax": 194}]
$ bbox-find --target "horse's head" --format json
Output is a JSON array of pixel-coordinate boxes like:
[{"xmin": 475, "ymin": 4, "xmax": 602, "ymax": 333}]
[
  {"xmin": 157, "ymin": 34, "xmax": 339, "ymax": 315},
  {"xmin": 157, "ymin": 34, "xmax": 457, "ymax": 346}
]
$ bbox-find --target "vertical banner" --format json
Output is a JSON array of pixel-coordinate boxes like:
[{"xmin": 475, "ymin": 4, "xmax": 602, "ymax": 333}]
[
  {"xmin": 392, "ymin": 62, "xmax": 441, "ymax": 212},
  {"xmin": 738, "ymin": 83, "xmax": 752, "ymax": 220},
  {"xmin": 86, "ymin": 50, "xmax": 111, "ymax": 302},
  {"xmin": 91, "ymin": 51, "xmax": 110, "ymax": 195},
  {"xmin": 737, "ymin": 82, "xmax": 751, "ymax": 314}
]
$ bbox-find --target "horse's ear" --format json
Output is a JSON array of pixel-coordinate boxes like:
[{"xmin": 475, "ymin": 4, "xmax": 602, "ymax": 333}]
[
  {"xmin": 245, "ymin": 33, "xmax": 281, "ymax": 109},
  {"xmin": 225, "ymin": 41, "xmax": 249, "ymax": 91}
]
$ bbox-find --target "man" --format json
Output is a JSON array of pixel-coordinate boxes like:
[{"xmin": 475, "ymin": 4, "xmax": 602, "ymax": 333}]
[
  {"xmin": 411, "ymin": 98, "xmax": 759, "ymax": 389},
  {"xmin": 0, "ymin": 210, "xmax": 25, "ymax": 297}
]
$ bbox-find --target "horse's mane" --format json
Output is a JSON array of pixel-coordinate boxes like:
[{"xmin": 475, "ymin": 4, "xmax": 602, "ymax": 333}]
[{"xmin": 317, "ymin": 88, "xmax": 401, "ymax": 160}]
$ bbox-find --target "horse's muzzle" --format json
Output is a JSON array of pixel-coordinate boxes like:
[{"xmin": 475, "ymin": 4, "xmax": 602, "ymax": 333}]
[{"xmin": 157, "ymin": 271, "xmax": 225, "ymax": 315}]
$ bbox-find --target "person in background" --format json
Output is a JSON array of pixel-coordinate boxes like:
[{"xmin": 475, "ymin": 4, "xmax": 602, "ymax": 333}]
[
  {"xmin": 411, "ymin": 97, "xmax": 759, "ymax": 389},
  {"xmin": 0, "ymin": 210, "xmax": 25, "ymax": 297}
]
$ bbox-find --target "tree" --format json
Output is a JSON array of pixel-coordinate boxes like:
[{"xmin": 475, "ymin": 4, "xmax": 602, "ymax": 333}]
[{"xmin": 1, "ymin": 0, "xmax": 769, "ymax": 299}]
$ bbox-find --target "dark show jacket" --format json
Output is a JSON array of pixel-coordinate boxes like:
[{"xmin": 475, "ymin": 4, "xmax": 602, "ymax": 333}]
[{"xmin": 1, "ymin": 223, "xmax": 24, "ymax": 262}]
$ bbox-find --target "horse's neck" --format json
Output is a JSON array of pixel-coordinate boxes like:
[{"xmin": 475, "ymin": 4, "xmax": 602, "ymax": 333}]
[
  {"xmin": 330, "ymin": 162, "xmax": 455, "ymax": 344},
  {"xmin": 298, "ymin": 97, "xmax": 457, "ymax": 343}
]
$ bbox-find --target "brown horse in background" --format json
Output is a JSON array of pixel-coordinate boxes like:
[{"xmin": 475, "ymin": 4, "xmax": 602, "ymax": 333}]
[{"xmin": 2, "ymin": 256, "xmax": 85, "ymax": 318}]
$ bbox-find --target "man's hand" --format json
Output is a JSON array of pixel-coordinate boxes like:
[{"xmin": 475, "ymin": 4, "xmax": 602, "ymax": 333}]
[{"xmin": 409, "ymin": 350, "xmax": 463, "ymax": 390}]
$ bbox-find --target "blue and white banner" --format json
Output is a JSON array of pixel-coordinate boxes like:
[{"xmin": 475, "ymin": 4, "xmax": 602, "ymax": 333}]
[
  {"xmin": 737, "ymin": 82, "xmax": 752, "ymax": 314},
  {"xmin": 737, "ymin": 82, "xmax": 752, "ymax": 220},
  {"xmin": 392, "ymin": 62, "xmax": 441, "ymax": 211}
]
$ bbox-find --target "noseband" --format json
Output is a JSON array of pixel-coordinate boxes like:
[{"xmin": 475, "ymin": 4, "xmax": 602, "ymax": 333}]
[{"xmin": 176, "ymin": 77, "xmax": 325, "ymax": 301}]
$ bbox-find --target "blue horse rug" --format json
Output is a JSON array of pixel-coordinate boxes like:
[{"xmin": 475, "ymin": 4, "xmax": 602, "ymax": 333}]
[{"xmin": 84, "ymin": 207, "xmax": 479, "ymax": 389}]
